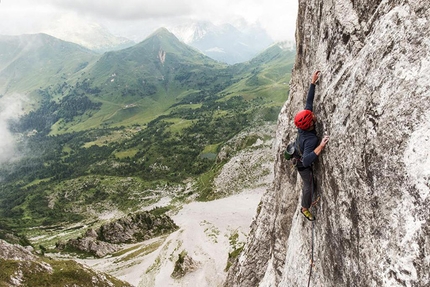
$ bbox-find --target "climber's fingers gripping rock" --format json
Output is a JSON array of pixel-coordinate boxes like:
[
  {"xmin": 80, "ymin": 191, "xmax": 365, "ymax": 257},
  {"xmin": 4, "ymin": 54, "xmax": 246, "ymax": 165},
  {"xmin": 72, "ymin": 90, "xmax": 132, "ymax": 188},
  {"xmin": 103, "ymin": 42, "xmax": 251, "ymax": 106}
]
[
  {"xmin": 311, "ymin": 71, "xmax": 321, "ymax": 84},
  {"xmin": 320, "ymin": 135, "xmax": 329, "ymax": 147}
]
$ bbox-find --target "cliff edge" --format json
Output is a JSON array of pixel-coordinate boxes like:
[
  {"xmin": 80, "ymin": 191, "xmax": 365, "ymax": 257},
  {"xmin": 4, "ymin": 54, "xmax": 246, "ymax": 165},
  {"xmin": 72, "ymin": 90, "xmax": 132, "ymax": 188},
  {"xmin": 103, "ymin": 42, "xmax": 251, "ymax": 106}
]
[{"xmin": 225, "ymin": 0, "xmax": 430, "ymax": 286}]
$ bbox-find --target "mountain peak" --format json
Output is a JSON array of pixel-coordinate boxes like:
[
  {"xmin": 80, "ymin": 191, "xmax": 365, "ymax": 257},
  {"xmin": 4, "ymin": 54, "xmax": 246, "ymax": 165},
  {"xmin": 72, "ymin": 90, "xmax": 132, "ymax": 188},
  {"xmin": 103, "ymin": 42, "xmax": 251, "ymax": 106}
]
[
  {"xmin": 136, "ymin": 27, "xmax": 200, "ymax": 58},
  {"xmin": 149, "ymin": 27, "xmax": 178, "ymax": 40}
]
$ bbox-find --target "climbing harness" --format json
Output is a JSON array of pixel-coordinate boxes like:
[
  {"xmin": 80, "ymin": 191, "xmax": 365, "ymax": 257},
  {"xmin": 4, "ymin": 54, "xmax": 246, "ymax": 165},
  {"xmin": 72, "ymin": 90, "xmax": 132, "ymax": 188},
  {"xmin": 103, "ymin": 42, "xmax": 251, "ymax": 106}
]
[{"xmin": 294, "ymin": 136, "xmax": 304, "ymax": 167}]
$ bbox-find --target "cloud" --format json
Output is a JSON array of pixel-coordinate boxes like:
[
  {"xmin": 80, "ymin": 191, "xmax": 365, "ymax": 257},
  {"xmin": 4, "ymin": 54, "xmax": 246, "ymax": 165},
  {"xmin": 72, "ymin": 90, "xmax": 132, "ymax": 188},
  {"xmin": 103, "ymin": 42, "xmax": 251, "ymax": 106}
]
[
  {"xmin": 45, "ymin": 0, "xmax": 194, "ymax": 20},
  {"xmin": 0, "ymin": 0, "xmax": 297, "ymax": 41},
  {"xmin": 0, "ymin": 95, "xmax": 26, "ymax": 164}
]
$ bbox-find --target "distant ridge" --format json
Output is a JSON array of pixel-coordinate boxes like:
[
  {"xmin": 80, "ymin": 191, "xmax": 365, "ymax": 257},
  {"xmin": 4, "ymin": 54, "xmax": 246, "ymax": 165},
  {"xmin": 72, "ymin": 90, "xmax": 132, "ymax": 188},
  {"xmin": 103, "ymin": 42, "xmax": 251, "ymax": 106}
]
[
  {"xmin": 169, "ymin": 21, "xmax": 274, "ymax": 64},
  {"xmin": 0, "ymin": 33, "xmax": 98, "ymax": 93},
  {"xmin": 41, "ymin": 14, "xmax": 135, "ymax": 52}
]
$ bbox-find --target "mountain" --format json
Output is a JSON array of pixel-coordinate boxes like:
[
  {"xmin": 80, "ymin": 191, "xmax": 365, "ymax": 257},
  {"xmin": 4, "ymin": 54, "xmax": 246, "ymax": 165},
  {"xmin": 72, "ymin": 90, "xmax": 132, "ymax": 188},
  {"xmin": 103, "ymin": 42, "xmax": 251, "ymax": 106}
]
[
  {"xmin": 223, "ymin": 41, "xmax": 296, "ymax": 108},
  {"xmin": 41, "ymin": 14, "xmax": 135, "ymax": 53},
  {"xmin": 63, "ymin": 27, "xmax": 233, "ymax": 131},
  {"xmin": 40, "ymin": 15, "xmax": 276, "ymax": 64},
  {"xmin": 0, "ymin": 28, "xmax": 292, "ymax": 136},
  {"xmin": 89, "ymin": 27, "xmax": 225, "ymax": 84},
  {"xmin": 243, "ymin": 41, "xmax": 296, "ymax": 68},
  {"xmin": 225, "ymin": 0, "xmax": 430, "ymax": 286},
  {"xmin": 169, "ymin": 21, "xmax": 275, "ymax": 64},
  {"xmin": 0, "ymin": 28, "xmax": 233, "ymax": 133},
  {"xmin": 0, "ymin": 33, "xmax": 98, "ymax": 95}
]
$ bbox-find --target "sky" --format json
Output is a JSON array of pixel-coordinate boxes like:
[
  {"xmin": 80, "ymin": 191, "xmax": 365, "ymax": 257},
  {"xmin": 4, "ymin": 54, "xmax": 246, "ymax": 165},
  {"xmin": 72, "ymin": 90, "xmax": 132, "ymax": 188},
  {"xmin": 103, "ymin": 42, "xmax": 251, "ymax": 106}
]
[{"xmin": 0, "ymin": 0, "xmax": 298, "ymax": 42}]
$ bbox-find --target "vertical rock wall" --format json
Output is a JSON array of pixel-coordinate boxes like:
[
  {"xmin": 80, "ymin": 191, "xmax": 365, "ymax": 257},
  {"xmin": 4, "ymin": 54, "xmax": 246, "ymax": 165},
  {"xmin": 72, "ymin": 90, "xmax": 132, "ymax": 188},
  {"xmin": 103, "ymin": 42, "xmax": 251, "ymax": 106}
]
[{"xmin": 225, "ymin": 0, "xmax": 430, "ymax": 286}]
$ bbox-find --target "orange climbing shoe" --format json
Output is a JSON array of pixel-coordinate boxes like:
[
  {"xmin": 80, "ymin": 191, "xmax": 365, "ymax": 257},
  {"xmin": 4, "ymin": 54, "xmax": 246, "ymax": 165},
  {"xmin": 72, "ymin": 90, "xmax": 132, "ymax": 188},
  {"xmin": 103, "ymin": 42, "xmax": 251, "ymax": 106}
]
[{"xmin": 301, "ymin": 208, "xmax": 315, "ymax": 221}]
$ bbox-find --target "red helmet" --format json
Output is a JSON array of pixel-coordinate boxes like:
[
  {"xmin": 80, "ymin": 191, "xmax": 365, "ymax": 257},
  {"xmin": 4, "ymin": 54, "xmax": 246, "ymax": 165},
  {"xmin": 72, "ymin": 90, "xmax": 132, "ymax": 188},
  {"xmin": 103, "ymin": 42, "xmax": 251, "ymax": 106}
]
[{"xmin": 294, "ymin": 110, "xmax": 313, "ymax": 130}]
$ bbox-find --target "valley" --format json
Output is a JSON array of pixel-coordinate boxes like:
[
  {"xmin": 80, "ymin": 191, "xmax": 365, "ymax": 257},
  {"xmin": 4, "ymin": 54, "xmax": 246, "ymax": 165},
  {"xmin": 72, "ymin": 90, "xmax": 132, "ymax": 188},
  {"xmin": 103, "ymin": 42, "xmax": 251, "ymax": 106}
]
[
  {"xmin": 77, "ymin": 188, "xmax": 267, "ymax": 287},
  {"xmin": 0, "ymin": 28, "xmax": 294, "ymax": 286}
]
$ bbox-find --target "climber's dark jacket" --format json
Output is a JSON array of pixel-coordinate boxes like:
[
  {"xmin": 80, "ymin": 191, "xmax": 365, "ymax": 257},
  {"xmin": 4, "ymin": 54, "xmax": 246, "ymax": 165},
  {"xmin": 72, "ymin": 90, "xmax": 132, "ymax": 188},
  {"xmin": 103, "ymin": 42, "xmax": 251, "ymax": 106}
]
[{"xmin": 296, "ymin": 83, "xmax": 320, "ymax": 168}]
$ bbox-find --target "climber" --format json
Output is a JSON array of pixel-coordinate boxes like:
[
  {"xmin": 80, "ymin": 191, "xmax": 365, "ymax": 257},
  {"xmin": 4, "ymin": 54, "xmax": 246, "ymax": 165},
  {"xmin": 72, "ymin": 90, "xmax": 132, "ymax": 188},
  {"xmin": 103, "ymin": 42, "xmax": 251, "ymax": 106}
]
[{"xmin": 294, "ymin": 70, "xmax": 329, "ymax": 221}]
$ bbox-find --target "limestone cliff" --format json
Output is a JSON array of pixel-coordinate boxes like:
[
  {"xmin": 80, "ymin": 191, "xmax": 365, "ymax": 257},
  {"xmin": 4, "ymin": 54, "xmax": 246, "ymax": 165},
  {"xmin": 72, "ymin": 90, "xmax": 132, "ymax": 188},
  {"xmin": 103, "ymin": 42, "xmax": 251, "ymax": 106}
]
[{"xmin": 225, "ymin": 0, "xmax": 430, "ymax": 286}]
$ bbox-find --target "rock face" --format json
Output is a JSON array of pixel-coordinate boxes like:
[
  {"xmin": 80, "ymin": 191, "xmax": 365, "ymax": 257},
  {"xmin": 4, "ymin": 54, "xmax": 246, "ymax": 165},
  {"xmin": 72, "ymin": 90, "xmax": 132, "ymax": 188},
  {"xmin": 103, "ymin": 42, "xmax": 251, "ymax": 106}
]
[
  {"xmin": 225, "ymin": 1, "xmax": 430, "ymax": 286},
  {"xmin": 62, "ymin": 211, "xmax": 178, "ymax": 257},
  {"xmin": 98, "ymin": 211, "xmax": 178, "ymax": 244}
]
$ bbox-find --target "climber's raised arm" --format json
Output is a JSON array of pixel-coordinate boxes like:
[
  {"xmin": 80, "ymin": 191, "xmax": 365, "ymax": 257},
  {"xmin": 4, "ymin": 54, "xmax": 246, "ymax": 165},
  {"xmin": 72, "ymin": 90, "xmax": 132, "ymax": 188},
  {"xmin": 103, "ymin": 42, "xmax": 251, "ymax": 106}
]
[{"xmin": 305, "ymin": 70, "xmax": 320, "ymax": 111}]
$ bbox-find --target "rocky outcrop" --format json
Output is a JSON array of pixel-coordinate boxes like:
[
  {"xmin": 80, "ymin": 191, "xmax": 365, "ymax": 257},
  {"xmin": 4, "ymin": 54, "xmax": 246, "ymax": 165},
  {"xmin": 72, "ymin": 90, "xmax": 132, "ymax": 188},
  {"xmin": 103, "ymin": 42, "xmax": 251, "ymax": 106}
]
[
  {"xmin": 98, "ymin": 211, "xmax": 178, "ymax": 243},
  {"xmin": 226, "ymin": 0, "xmax": 430, "ymax": 286},
  {"xmin": 61, "ymin": 228, "xmax": 120, "ymax": 258},
  {"xmin": 0, "ymin": 239, "xmax": 131, "ymax": 286},
  {"xmin": 0, "ymin": 239, "xmax": 37, "ymax": 262},
  {"xmin": 0, "ymin": 240, "xmax": 53, "ymax": 285},
  {"xmin": 60, "ymin": 211, "xmax": 178, "ymax": 257},
  {"xmin": 171, "ymin": 251, "xmax": 198, "ymax": 279}
]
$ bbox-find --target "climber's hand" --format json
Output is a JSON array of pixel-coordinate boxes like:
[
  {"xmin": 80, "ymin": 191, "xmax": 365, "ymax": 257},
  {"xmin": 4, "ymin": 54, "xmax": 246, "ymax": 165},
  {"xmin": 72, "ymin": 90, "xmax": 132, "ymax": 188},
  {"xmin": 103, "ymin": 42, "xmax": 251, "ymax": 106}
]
[
  {"xmin": 311, "ymin": 71, "xmax": 321, "ymax": 84},
  {"xmin": 314, "ymin": 135, "xmax": 329, "ymax": 155},
  {"xmin": 320, "ymin": 135, "xmax": 329, "ymax": 147}
]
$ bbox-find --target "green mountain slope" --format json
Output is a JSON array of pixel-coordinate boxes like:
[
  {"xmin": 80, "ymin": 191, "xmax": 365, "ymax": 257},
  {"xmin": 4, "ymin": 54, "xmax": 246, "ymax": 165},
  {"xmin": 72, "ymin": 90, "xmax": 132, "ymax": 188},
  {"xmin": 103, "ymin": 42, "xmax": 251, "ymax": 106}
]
[
  {"xmin": 228, "ymin": 43, "xmax": 296, "ymax": 104},
  {"xmin": 88, "ymin": 27, "xmax": 225, "ymax": 93},
  {"xmin": 41, "ymin": 28, "xmax": 234, "ymax": 132},
  {"xmin": 0, "ymin": 34, "xmax": 98, "ymax": 95}
]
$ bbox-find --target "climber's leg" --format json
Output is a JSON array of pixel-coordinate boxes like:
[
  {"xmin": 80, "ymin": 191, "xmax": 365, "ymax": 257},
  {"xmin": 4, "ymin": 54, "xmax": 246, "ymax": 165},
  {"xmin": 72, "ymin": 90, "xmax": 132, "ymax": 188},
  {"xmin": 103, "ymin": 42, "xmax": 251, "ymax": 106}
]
[{"xmin": 299, "ymin": 168, "xmax": 313, "ymax": 209}]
